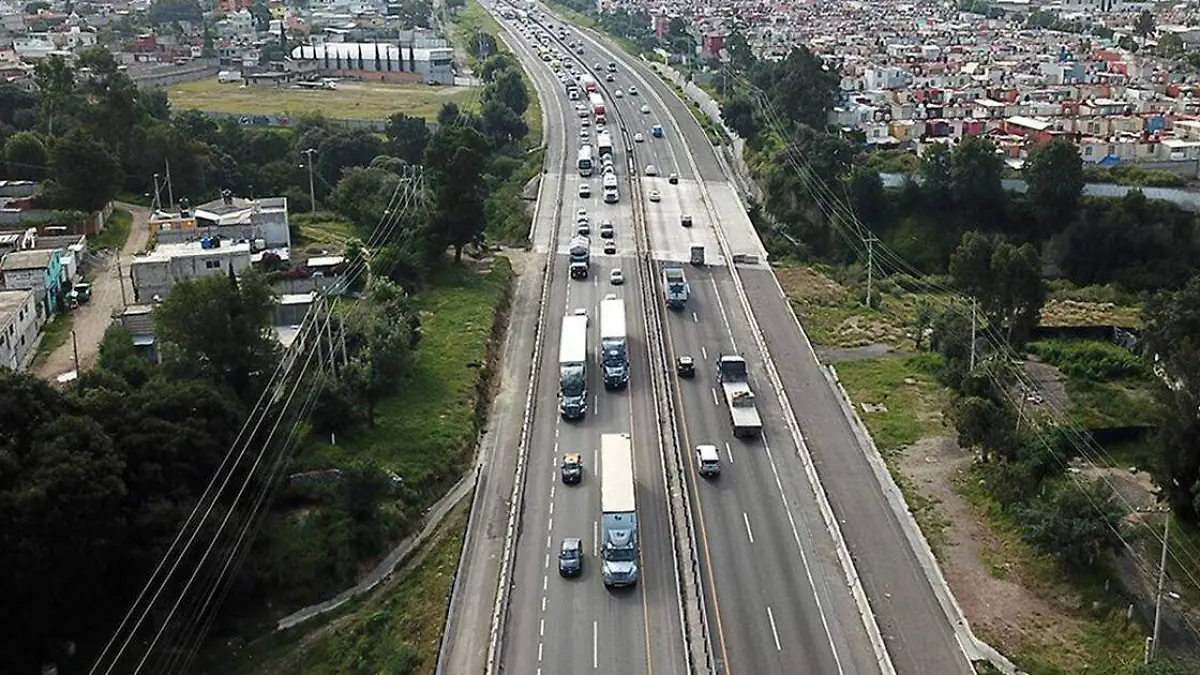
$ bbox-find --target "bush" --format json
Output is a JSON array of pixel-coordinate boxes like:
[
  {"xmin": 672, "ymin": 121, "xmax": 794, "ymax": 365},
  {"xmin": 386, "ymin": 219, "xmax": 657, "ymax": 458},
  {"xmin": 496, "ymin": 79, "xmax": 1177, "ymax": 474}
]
[
  {"xmin": 1016, "ymin": 478, "xmax": 1126, "ymax": 571},
  {"xmin": 1026, "ymin": 339, "xmax": 1149, "ymax": 381}
]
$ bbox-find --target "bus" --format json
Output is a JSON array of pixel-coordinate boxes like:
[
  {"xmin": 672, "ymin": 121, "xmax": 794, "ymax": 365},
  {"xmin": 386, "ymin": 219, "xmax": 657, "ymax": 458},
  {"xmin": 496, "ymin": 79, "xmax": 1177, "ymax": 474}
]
[{"xmin": 578, "ymin": 144, "xmax": 594, "ymax": 176}]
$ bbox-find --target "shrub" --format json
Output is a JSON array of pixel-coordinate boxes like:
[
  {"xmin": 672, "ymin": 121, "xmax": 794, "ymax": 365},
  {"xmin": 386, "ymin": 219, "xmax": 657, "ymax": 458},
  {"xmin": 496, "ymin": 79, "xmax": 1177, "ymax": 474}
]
[{"xmin": 1026, "ymin": 339, "xmax": 1149, "ymax": 381}]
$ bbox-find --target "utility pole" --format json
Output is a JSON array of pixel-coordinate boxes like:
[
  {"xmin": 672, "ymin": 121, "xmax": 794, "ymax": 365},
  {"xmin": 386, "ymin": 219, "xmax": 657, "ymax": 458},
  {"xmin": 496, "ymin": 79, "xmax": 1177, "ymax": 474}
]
[
  {"xmin": 151, "ymin": 173, "xmax": 162, "ymax": 212},
  {"xmin": 1149, "ymin": 512, "xmax": 1171, "ymax": 663},
  {"xmin": 165, "ymin": 158, "xmax": 175, "ymax": 210},
  {"xmin": 864, "ymin": 236, "xmax": 878, "ymax": 308},
  {"xmin": 970, "ymin": 297, "xmax": 978, "ymax": 371},
  {"xmin": 70, "ymin": 329, "xmax": 80, "ymax": 389},
  {"xmin": 116, "ymin": 256, "xmax": 128, "ymax": 307},
  {"xmin": 303, "ymin": 148, "xmax": 317, "ymax": 213}
]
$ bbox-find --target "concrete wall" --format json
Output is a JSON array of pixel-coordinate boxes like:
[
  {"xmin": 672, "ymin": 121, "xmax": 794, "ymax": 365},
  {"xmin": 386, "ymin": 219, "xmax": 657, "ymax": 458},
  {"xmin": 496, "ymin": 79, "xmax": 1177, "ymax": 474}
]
[
  {"xmin": 130, "ymin": 59, "xmax": 222, "ymax": 88},
  {"xmin": 131, "ymin": 248, "xmax": 252, "ymax": 301},
  {"xmin": 155, "ymin": 220, "xmax": 290, "ymax": 249},
  {"xmin": 0, "ymin": 288, "xmax": 40, "ymax": 371}
]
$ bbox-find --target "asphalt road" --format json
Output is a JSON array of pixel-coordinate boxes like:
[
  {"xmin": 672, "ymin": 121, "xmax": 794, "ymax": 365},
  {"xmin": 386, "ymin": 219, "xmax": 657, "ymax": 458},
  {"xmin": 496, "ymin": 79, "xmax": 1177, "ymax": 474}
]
[
  {"xmin": 545, "ymin": 10, "xmax": 975, "ymax": 675},
  {"xmin": 490, "ymin": 11, "xmax": 686, "ymax": 675}
]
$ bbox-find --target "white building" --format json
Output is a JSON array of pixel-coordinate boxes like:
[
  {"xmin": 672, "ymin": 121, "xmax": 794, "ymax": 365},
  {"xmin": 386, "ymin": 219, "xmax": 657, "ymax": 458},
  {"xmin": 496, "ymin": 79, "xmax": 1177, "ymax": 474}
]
[
  {"xmin": 0, "ymin": 288, "xmax": 40, "ymax": 372},
  {"xmin": 189, "ymin": 195, "xmax": 291, "ymax": 249},
  {"xmin": 130, "ymin": 239, "xmax": 252, "ymax": 302}
]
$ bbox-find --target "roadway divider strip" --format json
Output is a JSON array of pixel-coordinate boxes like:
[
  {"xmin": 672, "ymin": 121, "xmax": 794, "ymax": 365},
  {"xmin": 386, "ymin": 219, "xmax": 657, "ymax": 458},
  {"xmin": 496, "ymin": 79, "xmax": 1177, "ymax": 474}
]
[
  {"xmin": 483, "ymin": 12, "xmax": 571, "ymax": 674},
  {"xmin": 586, "ymin": 33, "xmax": 898, "ymax": 675}
]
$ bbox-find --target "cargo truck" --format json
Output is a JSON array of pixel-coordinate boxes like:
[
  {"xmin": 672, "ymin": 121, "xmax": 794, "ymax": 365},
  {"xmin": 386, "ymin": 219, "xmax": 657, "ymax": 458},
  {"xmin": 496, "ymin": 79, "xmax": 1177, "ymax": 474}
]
[
  {"xmin": 663, "ymin": 266, "xmax": 689, "ymax": 309},
  {"xmin": 716, "ymin": 354, "xmax": 762, "ymax": 437},
  {"xmin": 569, "ymin": 235, "xmax": 590, "ymax": 279},
  {"xmin": 599, "ymin": 296, "xmax": 629, "ymax": 389},
  {"xmin": 600, "ymin": 433, "xmax": 639, "ymax": 587},
  {"xmin": 559, "ymin": 314, "xmax": 589, "ymax": 419},
  {"xmin": 589, "ymin": 92, "xmax": 606, "ymax": 125}
]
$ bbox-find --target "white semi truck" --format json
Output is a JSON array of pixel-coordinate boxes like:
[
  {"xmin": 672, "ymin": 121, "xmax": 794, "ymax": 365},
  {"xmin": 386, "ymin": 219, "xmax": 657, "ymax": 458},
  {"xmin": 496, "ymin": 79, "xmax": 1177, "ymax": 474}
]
[
  {"xmin": 599, "ymin": 296, "xmax": 628, "ymax": 389},
  {"xmin": 600, "ymin": 433, "xmax": 639, "ymax": 587},
  {"xmin": 716, "ymin": 354, "xmax": 762, "ymax": 437},
  {"xmin": 559, "ymin": 314, "xmax": 589, "ymax": 419}
]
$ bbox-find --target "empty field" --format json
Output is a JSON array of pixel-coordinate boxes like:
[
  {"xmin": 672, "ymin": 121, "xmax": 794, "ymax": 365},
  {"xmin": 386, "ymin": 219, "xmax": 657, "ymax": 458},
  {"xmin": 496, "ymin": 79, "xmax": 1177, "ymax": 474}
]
[{"xmin": 166, "ymin": 78, "xmax": 478, "ymax": 121}]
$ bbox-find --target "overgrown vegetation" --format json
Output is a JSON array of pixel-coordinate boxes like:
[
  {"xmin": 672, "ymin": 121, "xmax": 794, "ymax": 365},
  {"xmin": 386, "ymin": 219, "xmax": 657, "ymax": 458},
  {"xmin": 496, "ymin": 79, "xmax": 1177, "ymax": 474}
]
[{"xmin": 90, "ymin": 207, "xmax": 132, "ymax": 251}]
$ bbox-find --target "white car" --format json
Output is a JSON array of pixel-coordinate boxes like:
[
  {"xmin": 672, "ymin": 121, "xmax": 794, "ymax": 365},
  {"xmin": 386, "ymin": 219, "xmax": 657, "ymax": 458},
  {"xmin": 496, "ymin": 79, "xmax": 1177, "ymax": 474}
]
[
  {"xmin": 644, "ymin": 164, "xmax": 657, "ymax": 176},
  {"xmin": 581, "ymin": 118, "xmax": 590, "ymax": 127},
  {"xmin": 579, "ymin": 183, "xmax": 591, "ymax": 198},
  {"xmin": 628, "ymin": 86, "xmax": 639, "ymax": 95},
  {"xmin": 580, "ymin": 130, "xmax": 590, "ymax": 140},
  {"xmin": 634, "ymin": 132, "xmax": 644, "ymax": 142},
  {"xmin": 614, "ymin": 89, "xmax": 624, "ymax": 98},
  {"xmin": 640, "ymin": 104, "xmax": 650, "ymax": 114},
  {"xmin": 610, "ymin": 268, "xmax": 625, "ymax": 285},
  {"xmin": 648, "ymin": 189, "xmax": 661, "ymax": 202}
]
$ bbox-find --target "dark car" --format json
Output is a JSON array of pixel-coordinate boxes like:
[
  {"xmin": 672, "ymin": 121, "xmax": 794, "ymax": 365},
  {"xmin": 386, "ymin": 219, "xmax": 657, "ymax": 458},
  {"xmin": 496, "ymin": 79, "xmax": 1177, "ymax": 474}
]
[
  {"xmin": 559, "ymin": 537, "xmax": 583, "ymax": 576},
  {"xmin": 561, "ymin": 453, "xmax": 583, "ymax": 484},
  {"xmin": 604, "ymin": 240, "xmax": 617, "ymax": 254},
  {"xmin": 676, "ymin": 355, "xmax": 695, "ymax": 378},
  {"xmin": 681, "ymin": 214, "xmax": 693, "ymax": 228}
]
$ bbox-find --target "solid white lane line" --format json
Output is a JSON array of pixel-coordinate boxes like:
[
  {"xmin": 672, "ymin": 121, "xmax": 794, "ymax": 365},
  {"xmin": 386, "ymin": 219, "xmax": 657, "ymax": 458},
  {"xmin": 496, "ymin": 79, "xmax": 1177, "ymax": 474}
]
[
  {"xmin": 709, "ymin": 276, "xmax": 738, "ymax": 352},
  {"xmin": 592, "ymin": 621, "xmax": 598, "ymax": 669},
  {"xmin": 593, "ymin": 520, "xmax": 599, "ymax": 556},
  {"xmin": 767, "ymin": 606, "xmax": 782, "ymax": 651},
  {"xmin": 711, "ymin": 388, "xmax": 719, "ymax": 406},
  {"xmin": 593, "ymin": 395, "xmax": 598, "ymax": 415},
  {"xmin": 743, "ymin": 512, "xmax": 755, "ymax": 544},
  {"xmin": 701, "ymin": 345, "xmax": 707, "ymax": 360},
  {"xmin": 725, "ymin": 441, "xmax": 734, "ymax": 463}
]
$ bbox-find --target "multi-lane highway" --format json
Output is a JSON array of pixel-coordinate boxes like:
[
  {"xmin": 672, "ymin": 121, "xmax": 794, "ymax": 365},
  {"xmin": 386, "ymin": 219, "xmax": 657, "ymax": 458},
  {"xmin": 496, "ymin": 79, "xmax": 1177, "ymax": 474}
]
[
  {"xmin": 489, "ymin": 13, "xmax": 687, "ymax": 675},
  {"xmin": 465, "ymin": 3, "xmax": 976, "ymax": 675}
]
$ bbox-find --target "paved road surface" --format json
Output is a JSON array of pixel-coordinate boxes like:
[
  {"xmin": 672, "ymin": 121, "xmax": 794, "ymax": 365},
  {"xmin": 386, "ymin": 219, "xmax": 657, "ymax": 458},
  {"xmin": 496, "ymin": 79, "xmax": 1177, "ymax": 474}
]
[{"xmin": 552, "ymin": 11, "xmax": 974, "ymax": 675}]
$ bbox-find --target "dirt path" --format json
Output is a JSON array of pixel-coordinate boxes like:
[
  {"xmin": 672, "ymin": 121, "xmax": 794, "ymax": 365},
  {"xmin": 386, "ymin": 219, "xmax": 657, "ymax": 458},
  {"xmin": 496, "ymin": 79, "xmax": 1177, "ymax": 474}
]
[{"xmin": 35, "ymin": 203, "xmax": 150, "ymax": 382}]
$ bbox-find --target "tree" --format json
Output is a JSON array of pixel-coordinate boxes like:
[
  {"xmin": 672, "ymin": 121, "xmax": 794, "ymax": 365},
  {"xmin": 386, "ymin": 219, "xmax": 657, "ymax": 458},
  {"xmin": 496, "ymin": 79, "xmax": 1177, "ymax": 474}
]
[
  {"xmin": 952, "ymin": 395, "xmax": 1015, "ymax": 462},
  {"xmin": 1133, "ymin": 9, "xmax": 1155, "ymax": 39},
  {"xmin": 479, "ymin": 53, "xmax": 517, "ymax": 82},
  {"xmin": 249, "ymin": 0, "xmax": 271, "ymax": 31},
  {"xmin": 333, "ymin": 166, "xmax": 403, "ymax": 232},
  {"xmin": 1024, "ymin": 137, "xmax": 1084, "ymax": 229},
  {"xmin": 724, "ymin": 30, "xmax": 755, "ymax": 71},
  {"xmin": 385, "ymin": 112, "xmax": 431, "ymax": 164},
  {"xmin": 424, "ymin": 124, "xmax": 490, "ymax": 261},
  {"xmin": 484, "ymin": 68, "xmax": 529, "ymax": 116},
  {"xmin": 76, "ymin": 47, "xmax": 145, "ymax": 155},
  {"xmin": 1158, "ymin": 32, "xmax": 1184, "ymax": 58},
  {"xmin": 316, "ymin": 129, "xmax": 384, "ymax": 186},
  {"xmin": 46, "ymin": 127, "xmax": 123, "ymax": 211},
  {"xmin": 919, "ymin": 143, "xmax": 954, "ymax": 208},
  {"xmin": 466, "ymin": 30, "xmax": 497, "ymax": 60},
  {"xmin": 344, "ymin": 280, "xmax": 416, "ymax": 424},
  {"xmin": 3, "ymin": 132, "xmax": 47, "ymax": 179},
  {"xmin": 96, "ymin": 324, "xmax": 152, "ymax": 388},
  {"xmin": 846, "ymin": 166, "xmax": 887, "ymax": 228},
  {"xmin": 153, "ymin": 272, "xmax": 280, "ymax": 402},
  {"xmin": 748, "ymin": 46, "xmax": 838, "ymax": 130},
  {"xmin": 148, "ymin": 0, "xmax": 202, "ymax": 25},
  {"xmin": 480, "ymin": 98, "xmax": 528, "ymax": 147},
  {"xmin": 33, "ymin": 55, "xmax": 77, "ymax": 134},
  {"xmin": 949, "ymin": 232, "xmax": 1045, "ymax": 347},
  {"xmin": 1019, "ymin": 479, "xmax": 1125, "ymax": 571},
  {"xmin": 950, "ymin": 134, "xmax": 1005, "ymax": 221},
  {"xmin": 722, "ymin": 95, "xmax": 758, "ymax": 141}
]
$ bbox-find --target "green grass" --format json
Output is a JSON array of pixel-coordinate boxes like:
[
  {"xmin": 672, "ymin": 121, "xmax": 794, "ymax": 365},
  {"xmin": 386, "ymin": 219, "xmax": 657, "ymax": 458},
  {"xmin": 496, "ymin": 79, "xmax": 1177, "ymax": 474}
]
[
  {"xmin": 304, "ymin": 258, "xmax": 512, "ymax": 500},
  {"xmin": 292, "ymin": 212, "xmax": 358, "ymax": 249},
  {"xmin": 167, "ymin": 78, "xmax": 477, "ymax": 122},
  {"xmin": 833, "ymin": 354, "xmax": 949, "ymax": 453},
  {"xmin": 1066, "ymin": 378, "xmax": 1162, "ymax": 429},
  {"xmin": 33, "ymin": 312, "xmax": 74, "ymax": 366},
  {"xmin": 203, "ymin": 502, "xmax": 469, "ymax": 675},
  {"xmin": 957, "ymin": 472, "xmax": 1146, "ymax": 675},
  {"xmin": 776, "ymin": 264, "xmax": 951, "ymax": 349},
  {"xmin": 1026, "ymin": 339, "xmax": 1150, "ymax": 382},
  {"xmin": 91, "ymin": 208, "xmax": 132, "ymax": 251}
]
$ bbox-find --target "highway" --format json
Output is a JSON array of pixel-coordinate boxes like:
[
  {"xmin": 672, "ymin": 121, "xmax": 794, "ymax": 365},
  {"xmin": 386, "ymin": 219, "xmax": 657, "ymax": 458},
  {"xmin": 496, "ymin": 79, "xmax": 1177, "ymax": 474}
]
[
  {"xmin": 489, "ymin": 11, "xmax": 687, "ymax": 675},
  {"xmin": 531, "ymin": 8, "xmax": 976, "ymax": 675}
]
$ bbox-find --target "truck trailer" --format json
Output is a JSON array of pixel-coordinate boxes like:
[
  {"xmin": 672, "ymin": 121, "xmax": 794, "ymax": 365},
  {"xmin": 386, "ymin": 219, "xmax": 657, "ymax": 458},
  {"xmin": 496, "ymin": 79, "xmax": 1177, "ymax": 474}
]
[
  {"xmin": 716, "ymin": 354, "xmax": 762, "ymax": 437},
  {"xmin": 569, "ymin": 235, "xmax": 590, "ymax": 279},
  {"xmin": 599, "ymin": 296, "xmax": 629, "ymax": 389},
  {"xmin": 600, "ymin": 433, "xmax": 639, "ymax": 587},
  {"xmin": 663, "ymin": 266, "xmax": 689, "ymax": 309},
  {"xmin": 559, "ymin": 314, "xmax": 589, "ymax": 419}
]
